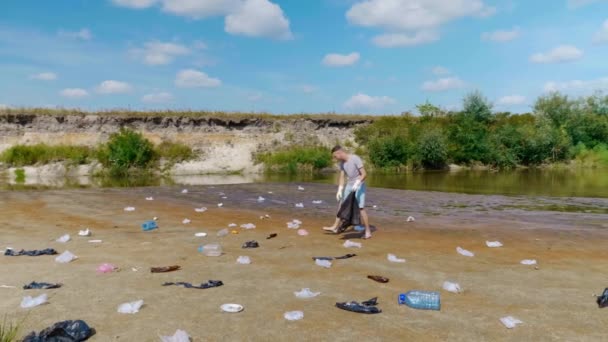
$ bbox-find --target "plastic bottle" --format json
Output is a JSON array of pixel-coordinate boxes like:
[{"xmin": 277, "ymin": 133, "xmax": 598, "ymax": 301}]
[
  {"xmin": 398, "ymin": 291, "xmax": 441, "ymax": 311},
  {"xmin": 217, "ymin": 228, "xmax": 229, "ymax": 237},
  {"xmin": 141, "ymin": 220, "xmax": 158, "ymax": 231},
  {"xmin": 199, "ymin": 244, "xmax": 222, "ymax": 257}
]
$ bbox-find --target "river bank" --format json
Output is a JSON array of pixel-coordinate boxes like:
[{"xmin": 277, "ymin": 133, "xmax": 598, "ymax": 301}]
[{"xmin": 1, "ymin": 183, "xmax": 607, "ymax": 341}]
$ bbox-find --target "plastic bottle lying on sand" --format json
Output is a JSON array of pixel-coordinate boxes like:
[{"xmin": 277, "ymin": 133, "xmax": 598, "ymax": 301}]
[
  {"xmin": 141, "ymin": 220, "xmax": 158, "ymax": 231},
  {"xmin": 199, "ymin": 244, "xmax": 222, "ymax": 257},
  {"xmin": 398, "ymin": 291, "xmax": 441, "ymax": 311}
]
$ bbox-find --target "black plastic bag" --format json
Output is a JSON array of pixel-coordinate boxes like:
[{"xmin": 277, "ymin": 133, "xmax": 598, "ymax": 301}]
[
  {"xmin": 23, "ymin": 320, "xmax": 94, "ymax": 342},
  {"xmin": 336, "ymin": 192, "xmax": 361, "ymax": 233}
]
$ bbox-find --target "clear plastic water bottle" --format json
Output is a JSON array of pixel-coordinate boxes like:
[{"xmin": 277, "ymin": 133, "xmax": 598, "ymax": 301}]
[
  {"xmin": 141, "ymin": 220, "xmax": 158, "ymax": 231},
  {"xmin": 398, "ymin": 291, "xmax": 441, "ymax": 311}
]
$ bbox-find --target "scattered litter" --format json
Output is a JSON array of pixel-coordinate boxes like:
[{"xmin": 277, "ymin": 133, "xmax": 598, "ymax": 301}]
[
  {"xmin": 199, "ymin": 244, "xmax": 222, "ymax": 256},
  {"xmin": 373, "ymin": 205, "xmax": 378, "ymax": 209},
  {"xmin": 221, "ymin": 303, "xmax": 244, "ymax": 313},
  {"xmin": 5, "ymin": 248, "xmax": 57, "ymax": 257},
  {"xmin": 343, "ymin": 240, "xmax": 362, "ymax": 248},
  {"xmin": 218, "ymin": 203, "xmax": 224, "ymax": 207},
  {"xmin": 195, "ymin": 207, "xmax": 207, "ymax": 213},
  {"xmin": 151, "ymin": 265, "xmax": 181, "ymax": 273},
  {"xmin": 124, "ymin": 207, "xmax": 135, "ymax": 212},
  {"xmin": 313, "ymin": 254, "xmax": 356, "ymax": 261},
  {"xmin": 284, "ymin": 311, "xmax": 304, "ymax": 321},
  {"xmin": 297, "ymin": 229, "xmax": 309, "ymax": 236},
  {"xmin": 354, "ymin": 225, "xmax": 365, "ymax": 232},
  {"xmin": 387, "ymin": 254, "xmax": 406, "ymax": 263},
  {"xmin": 312, "ymin": 200, "xmax": 323, "ymax": 204},
  {"xmin": 181, "ymin": 189, "xmax": 188, "ymax": 194},
  {"xmin": 520, "ymin": 259, "xmax": 537, "ymax": 265},
  {"xmin": 228, "ymin": 223, "xmax": 237, "ymax": 228},
  {"xmin": 117, "ymin": 300, "xmax": 144, "ymax": 314},
  {"xmin": 407, "ymin": 216, "xmax": 415, "ymax": 222},
  {"xmin": 500, "ymin": 316, "xmax": 523, "ymax": 329},
  {"xmin": 22, "ymin": 320, "xmax": 94, "ymax": 342},
  {"xmin": 287, "ymin": 220, "xmax": 301, "ymax": 229},
  {"xmin": 56, "ymin": 234, "xmax": 71, "ymax": 243},
  {"xmin": 194, "ymin": 232, "xmax": 207, "ymax": 237},
  {"xmin": 257, "ymin": 196, "xmax": 266, "ymax": 202},
  {"xmin": 399, "ymin": 291, "xmax": 441, "ymax": 311},
  {"xmin": 442, "ymin": 281, "xmax": 462, "ymax": 293},
  {"xmin": 240, "ymin": 223, "xmax": 256, "ymax": 230},
  {"xmin": 456, "ymin": 247, "xmax": 475, "ymax": 257},
  {"xmin": 141, "ymin": 220, "xmax": 158, "ymax": 231},
  {"xmin": 597, "ymin": 288, "xmax": 608, "ymax": 308},
  {"xmin": 21, "ymin": 294, "xmax": 48, "ymax": 309},
  {"xmin": 295, "ymin": 203, "xmax": 304, "ymax": 208},
  {"xmin": 55, "ymin": 251, "xmax": 77, "ymax": 263},
  {"xmin": 221, "ymin": 196, "xmax": 227, "ymax": 199},
  {"xmin": 97, "ymin": 263, "xmax": 117, "ymax": 274},
  {"xmin": 160, "ymin": 329, "xmax": 190, "ymax": 342},
  {"xmin": 242, "ymin": 241, "xmax": 259, "ymax": 249},
  {"xmin": 367, "ymin": 275, "xmax": 389, "ymax": 283},
  {"xmin": 131, "ymin": 267, "xmax": 139, "ymax": 272},
  {"xmin": 231, "ymin": 230, "xmax": 239, "ymax": 235},
  {"xmin": 153, "ymin": 217, "xmax": 158, "ymax": 221},
  {"xmin": 236, "ymin": 256, "xmax": 251, "ymax": 264},
  {"xmin": 217, "ymin": 229, "xmax": 229, "ymax": 237},
  {"xmin": 336, "ymin": 297, "xmax": 381, "ymax": 314},
  {"xmin": 23, "ymin": 282, "xmax": 61, "ymax": 290},
  {"xmin": 88, "ymin": 240, "xmax": 102, "ymax": 243},
  {"xmin": 267, "ymin": 233, "xmax": 277, "ymax": 239},
  {"xmin": 260, "ymin": 214, "xmax": 271, "ymax": 219},
  {"xmin": 294, "ymin": 288, "xmax": 320, "ymax": 298},
  {"xmin": 297, "ymin": 186, "xmax": 305, "ymax": 191},
  {"xmin": 146, "ymin": 197, "xmax": 154, "ymax": 201},
  {"xmin": 163, "ymin": 280, "xmax": 223, "ymax": 289},
  {"xmin": 486, "ymin": 241, "xmax": 503, "ymax": 248},
  {"xmin": 0, "ymin": 285, "xmax": 16, "ymax": 289},
  {"xmin": 315, "ymin": 259, "xmax": 332, "ymax": 268},
  {"xmin": 182, "ymin": 218, "xmax": 191, "ymax": 224},
  {"xmin": 78, "ymin": 229, "xmax": 91, "ymax": 237},
  {"xmin": 268, "ymin": 191, "xmax": 273, "ymax": 194}
]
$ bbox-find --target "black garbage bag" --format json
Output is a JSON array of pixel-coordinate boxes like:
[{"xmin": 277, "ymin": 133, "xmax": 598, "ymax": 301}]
[
  {"xmin": 162, "ymin": 280, "xmax": 224, "ymax": 289},
  {"xmin": 597, "ymin": 288, "xmax": 608, "ymax": 308},
  {"xmin": 5, "ymin": 248, "xmax": 57, "ymax": 257},
  {"xmin": 336, "ymin": 297, "xmax": 381, "ymax": 314},
  {"xmin": 23, "ymin": 320, "xmax": 94, "ymax": 342},
  {"xmin": 336, "ymin": 192, "xmax": 361, "ymax": 233},
  {"xmin": 23, "ymin": 281, "xmax": 62, "ymax": 290}
]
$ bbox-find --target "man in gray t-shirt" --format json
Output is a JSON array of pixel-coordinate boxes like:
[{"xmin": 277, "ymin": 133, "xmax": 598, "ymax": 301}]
[{"xmin": 323, "ymin": 145, "xmax": 372, "ymax": 239}]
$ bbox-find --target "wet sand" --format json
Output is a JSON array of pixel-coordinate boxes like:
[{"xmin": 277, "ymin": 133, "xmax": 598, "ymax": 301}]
[{"xmin": 1, "ymin": 183, "xmax": 608, "ymax": 341}]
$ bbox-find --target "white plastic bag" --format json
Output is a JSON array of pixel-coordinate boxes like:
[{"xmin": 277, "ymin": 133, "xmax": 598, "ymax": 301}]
[
  {"xmin": 55, "ymin": 251, "xmax": 77, "ymax": 263},
  {"xmin": 78, "ymin": 229, "xmax": 91, "ymax": 237},
  {"xmin": 312, "ymin": 200, "xmax": 323, "ymax": 204},
  {"xmin": 343, "ymin": 240, "xmax": 362, "ymax": 248},
  {"xmin": 181, "ymin": 189, "xmax": 188, "ymax": 194},
  {"xmin": 20, "ymin": 294, "xmax": 48, "ymax": 309},
  {"xmin": 284, "ymin": 311, "xmax": 304, "ymax": 321},
  {"xmin": 442, "ymin": 281, "xmax": 462, "ymax": 293},
  {"xmin": 237, "ymin": 256, "xmax": 251, "ymax": 264},
  {"xmin": 182, "ymin": 218, "xmax": 191, "ymax": 224},
  {"xmin": 56, "ymin": 234, "xmax": 70, "ymax": 243},
  {"xmin": 387, "ymin": 254, "xmax": 406, "ymax": 263},
  {"xmin": 217, "ymin": 203, "xmax": 223, "ymax": 207},
  {"xmin": 407, "ymin": 216, "xmax": 415, "ymax": 222},
  {"xmin": 486, "ymin": 241, "xmax": 503, "ymax": 248},
  {"xmin": 520, "ymin": 259, "xmax": 537, "ymax": 265},
  {"xmin": 194, "ymin": 207, "xmax": 207, "ymax": 213},
  {"xmin": 500, "ymin": 316, "xmax": 523, "ymax": 329},
  {"xmin": 117, "ymin": 300, "xmax": 144, "ymax": 314},
  {"xmin": 457, "ymin": 247, "xmax": 475, "ymax": 257},
  {"xmin": 295, "ymin": 203, "xmax": 304, "ymax": 208},
  {"xmin": 228, "ymin": 223, "xmax": 237, "ymax": 228},
  {"xmin": 315, "ymin": 259, "xmax": 332, "ymax": 268},
  {"xmin": 124, "ymin": 207, "xmax": 135, "ymax": 212},
  {"xmin": 240, "ymin": 223, "xmax": 256, "ymax": 230},
  {"xmin": 145, "ymin": 197, "xmax": 154, "ymax": 201},
  {"xmin": 257, "ymin": 196, "xmax": 265, "ymax": 202},
  {"xmin": 160, "ymin": 329, "xmax": 190, "ymax": 342},
  {"xmin": 297, "ymin": 186, "xmax": 305, "ymax": 191},
  {"xmin": 294, "ymin": 288, "xmax": 320, "ymax": 298}
]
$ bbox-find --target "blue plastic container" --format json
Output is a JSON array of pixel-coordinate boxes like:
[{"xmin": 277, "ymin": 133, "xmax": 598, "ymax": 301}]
[
  {"xmin": 398, "ymin": 291, "xmax": 441, "ymax": 311},
  {"xmin": 354, "ymin": 225, "xmax": 365, "ymax": 232},
  {"xmin": 141, "ymin": 220, "xmax": 158, "ymax": 231}
]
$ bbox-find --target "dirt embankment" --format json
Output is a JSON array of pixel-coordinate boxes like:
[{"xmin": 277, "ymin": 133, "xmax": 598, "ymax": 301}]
[{"xmin": 0, "ymin": 112, "xmax": 371, "ymax": 176}]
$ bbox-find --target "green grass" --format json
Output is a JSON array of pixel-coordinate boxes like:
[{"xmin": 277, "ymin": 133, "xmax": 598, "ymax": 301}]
[
  {"xmin": 0, "ymin": 144, "xmax": 93, "ymax": 167},
  {"xmin": 14, "ymin": 168, "xmax": 25, "ymax": 183},
  {"xmin": 255, "ymin": 146, "xmax": 332, "ymax": 173},
  {"xmin": 0, "ymin": 316, "xmax": 21, "ymax": 342},
  {"xmin": 156, "ymin": 141, "xmax": 196, "ymax": 164}
]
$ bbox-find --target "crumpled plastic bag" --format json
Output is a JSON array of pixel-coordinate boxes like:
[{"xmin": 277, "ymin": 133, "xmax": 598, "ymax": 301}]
[
  {"xmin": 486, "ymin": 241, "xmax": 503, "ymax": 248},
  {"xmin": 295, "ymin": 203, "xmax": 304, "ymax": 208},
  {"xmin": 257, "ymin": 196, "xmax": 265, "ymax": 202},
  {"xmin": 520, "ymin": 259, "xmax": 537, "ymax": 265},
  {"xmin": 56, "ymin": 234, "xmax": 70, "ymax": 243},
  {"xmin": 236, "ymin": 256, "xmax": 251, "ymax": 264},
  {"xmin": 194, "ymin": 207, "xmax": 207, "ymax": 213},
  {"xmin": 240, "ymin": 223, "xmax": 256, "ymax": 230},
  {"xmin": 97, "ymin": 263, "xmax": 116, "ymax": 274},
  {"xmin": 78, "ymin": 229, "xmax": 91, "ymax": 237},
  {"xmin": 457, "ymin": 247, "xmax": 474, "ymax": 257},
  {"xmin": 312, "ymin": 200, "xmax": 323, "ymax": 204},
  {"xmin": 124, "ymin": 207, "xmax": 135, "ymax": 212},
  {"xmin": 55, "ymin": 251, "xmax": 78, "ymax": 263},
  {"xmin": 387, "ymin": 254, "xmax": 406, "ymax": 263},
  {"xmin": 343, "ymin": 240, "xmax": 362, "ymax": 248},
  {"xmin": 315, "ymin": 259, "xmax": 332, "ymax": 268},
  {"xmin": 294, "ymin": 288, "xmax": 320, "ymax": 298},
  {"xmin": 284, "ymin": 311, "xmax": 304, "ymax": 321},
  {"xmin": 407, "ymin": 216, "xmax": 415, "ymax": 222},
  {"xmin": 442, "ymin": 281, "xmax": 462, "ymax": 293},
  {"xmin": 117, "ymin": 300, "xmax": 144, "ymax": 314},
  {"xmin": 297, "ymin": 229, "xmax": 309, "ymax": 236},
  {"xmin": 160, "ymin": 329, "xmax": 190, "ymax": 342},
  {"xmin": 182, "ymin": 218, "xmax": 191, "ymax": 224},
  {"xmin": 21, "ymin": 294, "xmax": 48, "ymax": 309},
  {"xmin": 500, "ymin": 316, "xmax": 523, "ymax": 329},
  {"xmin": 22, "ymin": 319, "xmax": 94, "ymax": 342}
]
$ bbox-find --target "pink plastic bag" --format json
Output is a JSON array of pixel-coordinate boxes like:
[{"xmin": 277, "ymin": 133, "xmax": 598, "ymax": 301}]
[{"xmin": 97, "ymin": 263, "xmax": 116, "ymax": 274}]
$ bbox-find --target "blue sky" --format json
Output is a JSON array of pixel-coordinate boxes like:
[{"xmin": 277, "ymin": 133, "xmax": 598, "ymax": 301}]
[{"xmin": 1, "ymin": 0, "xmax": 607, "ymax": 114}]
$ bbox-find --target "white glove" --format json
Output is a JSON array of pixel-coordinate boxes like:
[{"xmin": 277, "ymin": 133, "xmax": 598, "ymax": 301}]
[
  {"xmin": 352, "ymin": 179, "xmax": 362, "ymax": 191},
  {"xmin": 336, "ymin": 186, "xmax": 344, "ymax": 202}
]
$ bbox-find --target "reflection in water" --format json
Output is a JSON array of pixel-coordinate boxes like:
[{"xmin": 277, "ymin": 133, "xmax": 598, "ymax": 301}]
[{"xmin": 0, "ymin": 169, "xmax": 607, "ymax": 198}]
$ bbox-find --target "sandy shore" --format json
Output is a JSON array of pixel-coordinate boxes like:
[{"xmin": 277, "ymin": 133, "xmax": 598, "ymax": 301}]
[{"xmin": 1, "ymin": 184, "xmax": 608, "ymax": 341}]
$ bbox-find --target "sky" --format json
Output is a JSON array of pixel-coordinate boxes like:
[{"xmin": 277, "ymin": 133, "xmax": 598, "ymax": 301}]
[{"xmin": 1, "ymin": 0, "xmax": 607, "ymax": 114}]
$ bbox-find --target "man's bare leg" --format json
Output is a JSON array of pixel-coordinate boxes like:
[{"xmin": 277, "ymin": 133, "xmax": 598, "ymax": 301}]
[
  {"xmin": 323, "ymin": 217, "xmax": 341, "ymax": 232},
  {"xmin": 360, "ymin": 209, "xmax": 371, "ymax": 239}
]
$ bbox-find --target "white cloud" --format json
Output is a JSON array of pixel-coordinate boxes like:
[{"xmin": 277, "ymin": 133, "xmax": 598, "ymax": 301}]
[
  {"xmin": 96, "ymin": 80, "xmax": 133, "ymax": 94},
  {"xmin": 299, "ymin": 85, "xmax": 317, "ymax": 93},
  {"xmin": 372, "ymin": 31, "xmax": 439, "ymax": 47},
  {"xmin": 60, "ymin": 88, "xmax": 89, "ymax": 98},
  {"xmin": 481, "ymin": 27, "xmax": 520, "ymax": 42},
  {"xmin": 567, "ymin": 0, "xmax": 608, "ymax": 9},
  {"xmin": 141, "ymin": 92, "xmax": 174, "ymax": 103},
  {"xmin": 543, "ymin": 77, "xmax": 608, "ymax": 93},
  {"xmin": 497, "ymin": 95, "xmax": 526, "ymax": 105},
  {"xmin": 344, "ymin": 93, "xmax": 396, "ymax": 111},
  {"xmin": 322, "ymin": 52, "xmax": 360, "ymax": 67},
  {"xmin": 160, "ymin": 0, "xmax": 240, "ymax": 18},
  {"xmin": 30, "ymin": 72, "xmax": 57, "ymax": 81},
  {"xmin": 530, "ymin": 45, "xmax": 583, "ymax": 64},
  {"xmin": 58, "ymin": 28, "xmax": 92, "ymax": 40},
  {"xmin": 346, "ymin": 0, "xmax": 495, "ymax": 46},
  {"xmin": 131, "ymin": 41, "xmax": 191, "ymax": 65},
  {"xmin": 432, "ymin": 66, "xmax": 450, "ymax": 75},
  {"xmin": 175, "ymin": 69, "xmax": 221, "ymax": 88},
  {"xmin": 225, "ymin": 0, "xmax": 293, "ymax": 40},
  {"xmin": 111, "ymin": 0, "xmax": 158, "ymax": 8},
  {"xmin": 421, "ymin": 77, "xmax": 466, "ymax": 92},
  {"xmin": 593, "ymin": 19, "xmax": 608, "ymax": 44}
]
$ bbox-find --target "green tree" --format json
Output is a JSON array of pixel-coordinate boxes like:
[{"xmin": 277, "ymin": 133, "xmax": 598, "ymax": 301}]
[
  {"xmin": 534, "ymin": 92, "xmax": 574, "ymax": 127},
  {"xmin": 415, "ymin": 129, "xmax": 448, "ymax": 169}
]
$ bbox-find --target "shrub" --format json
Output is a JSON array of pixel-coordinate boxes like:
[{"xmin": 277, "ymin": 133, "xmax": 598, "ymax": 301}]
[
  {"xmin": 415, "ymin": 129, "xmax": 448, "ymax": 169},
  {"xmin": 0, "ymin": 144, "xmax": 93, "ymax": 167},
  {"xmin": 156, "ymin": 141, "xmax": 195, "ymax": 164},
  {"xmin": 97, "ymin": 128, "xmax": 156, "ymax": 175},
  {"xmin": 256, "ymin": 146, "xmax": 331, "ymax": 173},
  {"xmin": 368, "ymin": 135, "xmax": 410, "ymax": 168}
]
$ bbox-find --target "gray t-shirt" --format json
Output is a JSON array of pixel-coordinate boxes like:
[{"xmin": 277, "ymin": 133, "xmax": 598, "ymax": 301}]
[{"xmin": 339, "ymin": 154, "xmax": 364, "ymax": 187}]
